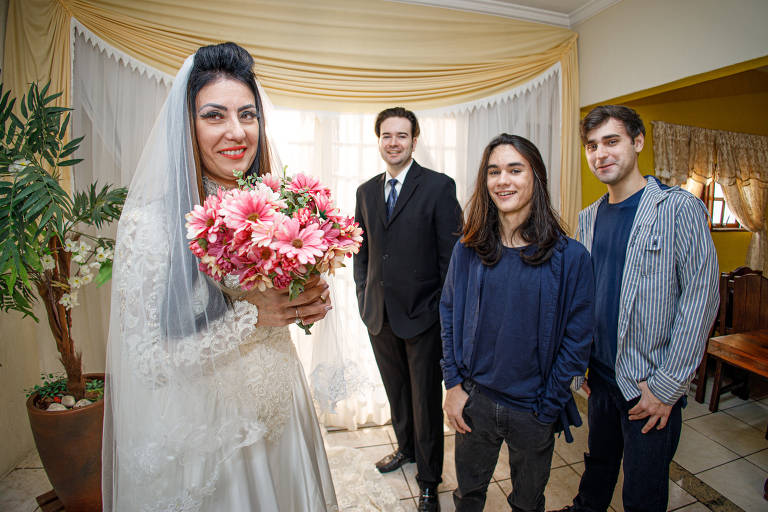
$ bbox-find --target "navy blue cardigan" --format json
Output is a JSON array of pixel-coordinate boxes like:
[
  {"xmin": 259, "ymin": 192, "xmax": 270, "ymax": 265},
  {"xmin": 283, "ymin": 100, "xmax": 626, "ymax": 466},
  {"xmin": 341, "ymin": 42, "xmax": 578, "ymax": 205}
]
[{"xmin": 440, "ymin": 237, "xmax": 594, "ymax": 442}]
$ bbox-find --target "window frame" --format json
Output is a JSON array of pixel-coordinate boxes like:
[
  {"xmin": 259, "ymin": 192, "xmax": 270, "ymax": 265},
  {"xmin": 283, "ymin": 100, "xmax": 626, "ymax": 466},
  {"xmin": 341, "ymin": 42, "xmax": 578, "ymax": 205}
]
[{"xmin": 700, "ymin": 180, "xmax": 746, "ymax": 232}]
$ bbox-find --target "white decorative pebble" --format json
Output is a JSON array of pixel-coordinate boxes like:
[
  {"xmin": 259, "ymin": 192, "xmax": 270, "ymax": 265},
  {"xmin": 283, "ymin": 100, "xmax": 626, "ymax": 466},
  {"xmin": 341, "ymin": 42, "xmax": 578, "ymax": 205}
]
[
  {"xmin": 61, "ymin": 395, "xmax": 76, "ymax": 407},
  {"xmin": 73, "ymin": 399, "xmax": 93, "ymax": 409},
  {"xmin": 47, "ymin": 403, "xmax": 67, "ymax": 411}
]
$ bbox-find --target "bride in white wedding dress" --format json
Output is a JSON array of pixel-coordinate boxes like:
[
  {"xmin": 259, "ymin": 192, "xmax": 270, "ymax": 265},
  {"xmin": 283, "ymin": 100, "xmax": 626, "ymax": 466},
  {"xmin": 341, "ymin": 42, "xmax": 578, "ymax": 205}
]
[{"xmin": 102, "ymin": 42, "xmax": 344, "ymax": 511}]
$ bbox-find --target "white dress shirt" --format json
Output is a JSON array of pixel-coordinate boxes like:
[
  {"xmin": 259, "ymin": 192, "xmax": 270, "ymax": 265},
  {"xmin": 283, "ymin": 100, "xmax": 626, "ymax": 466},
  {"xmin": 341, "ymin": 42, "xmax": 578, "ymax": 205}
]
[{"xmin": 384, "ymin": 159, "xmax": 413, "ymax": 201}]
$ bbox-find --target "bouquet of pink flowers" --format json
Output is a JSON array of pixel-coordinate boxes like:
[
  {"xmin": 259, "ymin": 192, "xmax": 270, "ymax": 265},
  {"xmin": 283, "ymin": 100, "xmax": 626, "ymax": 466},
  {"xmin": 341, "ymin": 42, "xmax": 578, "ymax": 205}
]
[{"xmin": 185, "ymin": 169, "xmax": 363, "ymax": 334}]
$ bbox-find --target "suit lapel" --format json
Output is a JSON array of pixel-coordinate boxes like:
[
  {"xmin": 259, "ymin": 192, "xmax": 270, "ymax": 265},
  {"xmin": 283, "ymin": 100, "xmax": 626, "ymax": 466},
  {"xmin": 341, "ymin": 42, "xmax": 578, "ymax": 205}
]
[
  {"xmin": 373, "ymin": 173, "xmax": 388, "ymax": 227},
  {"xmin": 386, "ymin": 161, "xmax": 422, "ymax": 226}
]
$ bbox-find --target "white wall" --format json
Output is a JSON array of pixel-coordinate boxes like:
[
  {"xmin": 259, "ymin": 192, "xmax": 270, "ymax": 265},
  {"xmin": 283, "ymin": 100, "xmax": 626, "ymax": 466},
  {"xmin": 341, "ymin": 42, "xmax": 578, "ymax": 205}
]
[{"xmin": 575, "ymin": 0, "xmax": 768, "ymax": 107}]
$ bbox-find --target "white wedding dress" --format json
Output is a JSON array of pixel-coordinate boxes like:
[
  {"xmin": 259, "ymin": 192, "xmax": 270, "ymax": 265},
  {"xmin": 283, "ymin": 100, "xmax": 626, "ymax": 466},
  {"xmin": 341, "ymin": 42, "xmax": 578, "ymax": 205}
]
[{"xmin": 105, "ymin": 189, "xmax": 338, "ymax": 510}]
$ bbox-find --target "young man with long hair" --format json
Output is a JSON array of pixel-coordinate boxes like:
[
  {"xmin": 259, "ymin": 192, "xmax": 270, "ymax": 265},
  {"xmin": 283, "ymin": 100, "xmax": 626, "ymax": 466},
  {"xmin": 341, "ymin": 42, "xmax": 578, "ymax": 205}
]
[{"xmin": 441, "ymin": 134, "xmax": 594, "ymax": 511}]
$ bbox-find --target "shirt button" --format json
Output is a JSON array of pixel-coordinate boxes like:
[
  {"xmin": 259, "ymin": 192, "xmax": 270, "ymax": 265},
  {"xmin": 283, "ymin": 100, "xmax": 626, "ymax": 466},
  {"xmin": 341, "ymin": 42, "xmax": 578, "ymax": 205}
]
[{"xmin": 383, "ymin": 254, "xmax": 389, "ymax": 260}]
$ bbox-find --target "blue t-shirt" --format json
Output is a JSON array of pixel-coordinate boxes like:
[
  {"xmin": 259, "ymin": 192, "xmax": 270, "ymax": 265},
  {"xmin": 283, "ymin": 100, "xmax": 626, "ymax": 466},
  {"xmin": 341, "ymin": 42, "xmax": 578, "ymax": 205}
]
[
  {"xmin": 589, "ymin": 187, "xmax": 644, "ymax": 381},
  {"xmin": 473, "ymin": 246, "xmax": 543, "ymax": 411}
]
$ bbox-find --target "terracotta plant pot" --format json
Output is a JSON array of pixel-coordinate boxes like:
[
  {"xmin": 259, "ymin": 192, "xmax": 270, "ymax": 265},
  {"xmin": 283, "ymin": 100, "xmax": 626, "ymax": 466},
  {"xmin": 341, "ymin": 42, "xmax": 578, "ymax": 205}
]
[{"xmin": 26, "ymin": 373, "xmax": 104, "ymax": 511}]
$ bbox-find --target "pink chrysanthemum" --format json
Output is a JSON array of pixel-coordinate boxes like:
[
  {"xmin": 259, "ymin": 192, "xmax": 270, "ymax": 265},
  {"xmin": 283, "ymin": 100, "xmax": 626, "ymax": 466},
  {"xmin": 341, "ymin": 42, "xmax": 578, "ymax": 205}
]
[
  {"xmin": 272, "ymin": 272, "xmax": 292, "ymax": 289},
  {"xmin": 271, "ymin": 218, "xmax": 327, "ymax": 265},
  {"xmin": 293, "ymin": 207, "xmax": 313, "ymax": 226}
]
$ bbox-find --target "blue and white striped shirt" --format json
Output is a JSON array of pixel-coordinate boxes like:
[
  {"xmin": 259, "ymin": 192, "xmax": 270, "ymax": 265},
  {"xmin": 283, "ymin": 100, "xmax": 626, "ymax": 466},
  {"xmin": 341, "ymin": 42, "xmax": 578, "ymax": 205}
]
[{"xmin": 577, "ymin": 177, "xmax": 719, "ymax": 405}]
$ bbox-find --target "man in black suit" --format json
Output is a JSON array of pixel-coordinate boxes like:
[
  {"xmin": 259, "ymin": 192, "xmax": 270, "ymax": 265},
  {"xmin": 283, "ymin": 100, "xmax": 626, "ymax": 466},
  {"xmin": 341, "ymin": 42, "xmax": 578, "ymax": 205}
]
[{"xmin": 354, "ymin": 107, "xmax": 462, "ymax": 512}]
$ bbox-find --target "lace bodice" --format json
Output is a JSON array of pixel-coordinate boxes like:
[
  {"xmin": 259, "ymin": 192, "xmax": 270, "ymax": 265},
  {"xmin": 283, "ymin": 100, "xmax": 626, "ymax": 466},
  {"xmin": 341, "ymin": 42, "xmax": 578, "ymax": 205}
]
[{"xmin": 115, "ymin": 198, "xmax": 295, "ymax": 441}]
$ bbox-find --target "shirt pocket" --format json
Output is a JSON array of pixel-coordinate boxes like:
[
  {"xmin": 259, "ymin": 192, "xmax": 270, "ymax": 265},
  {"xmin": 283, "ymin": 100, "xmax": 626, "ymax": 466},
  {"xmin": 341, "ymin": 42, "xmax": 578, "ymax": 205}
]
[{"xmin": 641, "ymin": 234, "xmax": 664, "ymax": 276}]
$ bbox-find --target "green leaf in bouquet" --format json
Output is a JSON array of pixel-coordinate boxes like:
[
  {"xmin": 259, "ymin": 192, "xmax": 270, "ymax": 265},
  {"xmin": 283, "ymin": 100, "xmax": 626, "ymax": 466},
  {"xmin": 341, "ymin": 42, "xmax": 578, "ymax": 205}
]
[{"xmin": 288, "ymin": 279, "xmax": 305, "ymax": 301}]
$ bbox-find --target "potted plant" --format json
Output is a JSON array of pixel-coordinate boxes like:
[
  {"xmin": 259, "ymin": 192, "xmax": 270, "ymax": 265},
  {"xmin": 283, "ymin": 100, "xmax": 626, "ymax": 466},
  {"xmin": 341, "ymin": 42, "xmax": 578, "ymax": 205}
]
[{"xmin": 0, "ymin": 81, "xmax": 127, "ymax": 511}]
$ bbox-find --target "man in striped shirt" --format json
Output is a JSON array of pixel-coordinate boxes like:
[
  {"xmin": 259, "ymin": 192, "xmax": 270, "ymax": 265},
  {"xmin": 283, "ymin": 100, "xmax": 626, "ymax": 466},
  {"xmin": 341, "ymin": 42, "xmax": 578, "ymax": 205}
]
[{"xmin": 554, "ymin": 105, "xmax": 719, "ymax": 512}]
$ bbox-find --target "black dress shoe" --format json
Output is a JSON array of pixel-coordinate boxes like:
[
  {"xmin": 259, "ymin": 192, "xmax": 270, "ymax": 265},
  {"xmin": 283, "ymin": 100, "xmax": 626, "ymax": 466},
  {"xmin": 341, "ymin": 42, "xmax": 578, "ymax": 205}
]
[
  {"xmin": 417, "ymin": 487, "xmax": 440, "ymax": 511},
  {"xmin": 374, "ymin": 450, "xmax": 414, "ymax": 473}
]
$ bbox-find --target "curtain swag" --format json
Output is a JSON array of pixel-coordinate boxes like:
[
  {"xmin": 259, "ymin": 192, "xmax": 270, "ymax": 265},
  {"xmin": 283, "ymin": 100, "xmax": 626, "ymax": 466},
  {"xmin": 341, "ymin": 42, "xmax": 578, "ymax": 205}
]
[{"xmin": 652, "ymin": 120, "xmax": 768, "ymax": 272}]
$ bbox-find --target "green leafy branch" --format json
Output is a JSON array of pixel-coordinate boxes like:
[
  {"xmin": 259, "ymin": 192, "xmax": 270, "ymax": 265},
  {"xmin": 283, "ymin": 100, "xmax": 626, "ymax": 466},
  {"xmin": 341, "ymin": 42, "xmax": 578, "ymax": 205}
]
[{"xmin": 0, "ymin": 81, "xmax": 127, "ymax": 399}]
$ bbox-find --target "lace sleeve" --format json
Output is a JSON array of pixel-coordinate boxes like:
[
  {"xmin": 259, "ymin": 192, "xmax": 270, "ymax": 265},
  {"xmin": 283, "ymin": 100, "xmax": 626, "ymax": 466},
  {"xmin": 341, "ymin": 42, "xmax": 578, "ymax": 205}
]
[{"xmin": 114, "ymin": 205, "xmax": 261, "ymax": 384}]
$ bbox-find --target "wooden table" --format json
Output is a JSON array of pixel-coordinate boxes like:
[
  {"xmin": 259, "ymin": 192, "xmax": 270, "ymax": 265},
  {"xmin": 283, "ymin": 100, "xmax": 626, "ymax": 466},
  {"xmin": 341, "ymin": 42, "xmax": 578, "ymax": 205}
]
[{"xmin": 706, "ymin": 329, "xmax": 768, "ymax": 415}]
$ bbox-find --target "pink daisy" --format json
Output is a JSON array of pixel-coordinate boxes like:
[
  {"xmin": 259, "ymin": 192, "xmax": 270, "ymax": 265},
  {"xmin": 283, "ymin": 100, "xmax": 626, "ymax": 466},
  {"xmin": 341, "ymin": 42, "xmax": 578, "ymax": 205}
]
[
  {"xmin": 271, "ymin": 218, "xmax": 327, "ymax": 265},
  {"xmin": 220, "ymin": 188, "xmax": 280, "ymax": 233},
  {"xmin": 185, "ymin": 197, "xmax": 224, "ymax": 242},
  {"xmin": 289, "ymin": 173, "xmax": 329, "ymax": 197}
]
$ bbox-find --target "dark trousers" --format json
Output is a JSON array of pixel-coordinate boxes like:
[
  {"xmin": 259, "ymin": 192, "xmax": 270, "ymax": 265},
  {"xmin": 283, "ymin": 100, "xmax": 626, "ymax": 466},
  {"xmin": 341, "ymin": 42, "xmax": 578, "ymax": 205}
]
[
  {"xmin": 454, "ymin": 381, "xmax": 555, "ymax": 512},
  {"xmin": 573, "ymin": 371, "xmax": 683, "ymax": 512},
  {"xmin": 369, "ymin": 320, "xmax": 444, "ymax": 487}
]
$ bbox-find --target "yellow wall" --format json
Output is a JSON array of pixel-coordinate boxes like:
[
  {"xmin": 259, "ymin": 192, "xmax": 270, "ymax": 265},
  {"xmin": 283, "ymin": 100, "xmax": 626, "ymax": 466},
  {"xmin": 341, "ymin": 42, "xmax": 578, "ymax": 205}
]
[{"xmin": 580, "ymin": 70, "xmax": 768, "ymax": 273}]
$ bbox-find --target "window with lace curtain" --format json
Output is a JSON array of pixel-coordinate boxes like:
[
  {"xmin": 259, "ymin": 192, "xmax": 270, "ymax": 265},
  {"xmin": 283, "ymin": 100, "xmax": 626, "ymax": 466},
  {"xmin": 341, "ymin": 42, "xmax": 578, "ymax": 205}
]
[{"xmin": 701, "ymin": 181, "xmax": 745, "ymax": 231}]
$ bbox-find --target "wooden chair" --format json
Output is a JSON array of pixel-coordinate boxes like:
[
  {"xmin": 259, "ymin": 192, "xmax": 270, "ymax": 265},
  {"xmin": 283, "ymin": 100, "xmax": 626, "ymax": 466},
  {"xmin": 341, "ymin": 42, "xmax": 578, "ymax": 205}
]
[
  {"xmin": 730, "ymin": 272, "xmax": 768, "ymax": 332},
  {"xmin": 707, "ymin": 271, "xmax": 768, "ymax": 413},
  {"xmin": 694, "ymin": 267, "xmax": 763, "ymax": 404}
]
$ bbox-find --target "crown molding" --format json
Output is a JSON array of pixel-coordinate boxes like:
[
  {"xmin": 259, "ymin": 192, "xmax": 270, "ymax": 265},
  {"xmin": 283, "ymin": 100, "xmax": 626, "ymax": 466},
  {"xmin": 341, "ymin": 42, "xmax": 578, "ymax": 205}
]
[
  {"xmin": 390, "ymin": 0, "xmax": 622, "ymax": 28},
  {"xmin": 392, "ymin": 0, "xmax": 571, "ymax": 28},
  {"xmin": 569, "ymin": 0, "xmax": 622, "ymax": 26}
]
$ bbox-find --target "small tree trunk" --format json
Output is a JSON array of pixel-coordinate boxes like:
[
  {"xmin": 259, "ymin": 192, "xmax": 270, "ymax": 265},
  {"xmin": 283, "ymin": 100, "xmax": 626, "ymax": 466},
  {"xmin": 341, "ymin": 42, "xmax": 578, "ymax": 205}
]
[{"xmin": 35, "ymin": 236, "xmax": 86, "ymax": 399}]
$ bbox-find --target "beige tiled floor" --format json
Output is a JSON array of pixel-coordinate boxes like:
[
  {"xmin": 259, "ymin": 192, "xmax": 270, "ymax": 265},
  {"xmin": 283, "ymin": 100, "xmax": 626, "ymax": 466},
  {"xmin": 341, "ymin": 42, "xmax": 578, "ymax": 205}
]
[{"xmin": 2, "ymin": 388, "xmax": 768, "ymax": 512}]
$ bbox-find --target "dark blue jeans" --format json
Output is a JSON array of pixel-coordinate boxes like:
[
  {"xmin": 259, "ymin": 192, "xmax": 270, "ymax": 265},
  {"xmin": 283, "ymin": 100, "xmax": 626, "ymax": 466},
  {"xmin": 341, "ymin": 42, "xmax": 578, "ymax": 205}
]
[
  {"xmin": 454, "ymin": 381, "xmax": 555, "ymax": 512},
  {"xmin": 573, "ymin": 371, "xmax": 683, "ymax": 512}
]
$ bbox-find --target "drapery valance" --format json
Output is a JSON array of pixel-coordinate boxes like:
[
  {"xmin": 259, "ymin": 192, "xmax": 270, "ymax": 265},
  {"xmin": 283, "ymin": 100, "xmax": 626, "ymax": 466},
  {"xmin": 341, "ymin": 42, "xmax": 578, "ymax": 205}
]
[
  {"xmin": 652, "ymin": 120, "xmax": 768, "ymax": 272},
  {"xmin": 5, "ymin": 0, "xmax": 581, "ymax": 230}
]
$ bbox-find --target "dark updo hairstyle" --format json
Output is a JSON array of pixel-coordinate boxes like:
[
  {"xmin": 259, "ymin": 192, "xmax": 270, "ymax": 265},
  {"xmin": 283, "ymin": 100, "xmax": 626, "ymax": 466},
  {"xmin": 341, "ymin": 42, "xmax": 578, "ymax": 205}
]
[
  {"xmin": 461, "ymin": 133, "xmax": 565, "ymax": 266},
  {"xmin": 186, "ymin": 42, "xmax": 272, "ymax": 200}
]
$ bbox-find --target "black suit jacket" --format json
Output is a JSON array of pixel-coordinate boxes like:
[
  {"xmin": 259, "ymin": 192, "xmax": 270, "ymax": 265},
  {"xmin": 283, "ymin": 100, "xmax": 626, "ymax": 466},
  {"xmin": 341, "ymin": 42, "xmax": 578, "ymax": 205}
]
[{"xmin": 353, "ymin": 161, "xmax": 462, "ymax": 339}]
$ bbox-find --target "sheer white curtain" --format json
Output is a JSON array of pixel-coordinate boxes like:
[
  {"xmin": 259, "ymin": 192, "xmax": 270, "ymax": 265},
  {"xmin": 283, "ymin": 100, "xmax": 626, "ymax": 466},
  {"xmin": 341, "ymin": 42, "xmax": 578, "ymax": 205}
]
[
  {"xmin": 70, "ymin": 25, "xmax": 561, "ymax": 429},
  {"xmin": 69, "ymin": 26, "xmax": 172, "ymax": 374}
]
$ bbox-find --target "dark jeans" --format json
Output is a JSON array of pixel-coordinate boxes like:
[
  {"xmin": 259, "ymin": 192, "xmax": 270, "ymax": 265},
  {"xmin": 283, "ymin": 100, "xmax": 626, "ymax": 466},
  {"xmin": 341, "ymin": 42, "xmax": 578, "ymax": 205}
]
[
  {"xmin": 370, "ymin": 320, "xmax": 444, "ymax": 487},
  {"xmin": 454, "ymin": 381, "xmax": 555, "ymax": 512},
  {"xmin": 573, "ymin": 371, "xmax": 683, "ymax": 512}
]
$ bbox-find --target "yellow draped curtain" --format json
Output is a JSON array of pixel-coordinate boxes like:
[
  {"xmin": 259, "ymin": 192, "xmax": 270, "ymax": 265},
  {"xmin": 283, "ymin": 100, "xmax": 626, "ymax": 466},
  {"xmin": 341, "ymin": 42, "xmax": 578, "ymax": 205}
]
[
  {"xmin": 653, "ymin": 120, "xmax": 768, "ymax": 272},
  {"xmin": 5, "ymin": 0, "xmax": 580, "ymax": 230}
]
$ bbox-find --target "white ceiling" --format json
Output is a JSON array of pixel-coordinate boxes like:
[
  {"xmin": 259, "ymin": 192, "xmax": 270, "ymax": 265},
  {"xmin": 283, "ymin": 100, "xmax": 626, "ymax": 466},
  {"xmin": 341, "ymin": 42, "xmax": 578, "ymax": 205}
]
[{"xmin": 394, "ymin": 0, "xmax": 622, "ymax": 28}]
